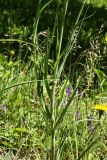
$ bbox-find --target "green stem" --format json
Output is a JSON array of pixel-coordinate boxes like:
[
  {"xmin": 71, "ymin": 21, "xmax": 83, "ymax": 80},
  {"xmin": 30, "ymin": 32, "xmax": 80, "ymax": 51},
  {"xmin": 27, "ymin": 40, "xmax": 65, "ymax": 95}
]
[
  {"xmin": 33, "ymin": 0, "xmax": 42, "ymax": 53},
  {"xmin": 51, "ymin": 130, "xmax": 56, "ymax": 160},
  {"xmin": 51, "ymin": 81, "xmax": 57, "ymax": 160}
]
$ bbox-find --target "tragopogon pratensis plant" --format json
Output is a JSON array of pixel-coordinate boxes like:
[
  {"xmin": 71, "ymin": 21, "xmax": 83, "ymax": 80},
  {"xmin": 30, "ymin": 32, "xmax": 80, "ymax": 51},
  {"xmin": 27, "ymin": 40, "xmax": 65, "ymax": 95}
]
[{"xmin": 36, "ymin": 0, "xmax": 86, "ymax": 159}]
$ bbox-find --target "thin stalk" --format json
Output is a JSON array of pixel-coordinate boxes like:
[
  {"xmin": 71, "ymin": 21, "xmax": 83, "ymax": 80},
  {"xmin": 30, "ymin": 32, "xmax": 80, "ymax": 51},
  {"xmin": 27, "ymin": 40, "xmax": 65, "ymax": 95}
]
[
  {"xmin": 33, "ymin": 0, "xmax": 53, "ymax": 54},
  {"xmin": 55, "ymin": 0, "xmax": 69, "ymax": 77},
  {"xmin": 51, "ymin": 81, "xmax": 57, "ymax": 160},
  {"xmin": 33, "ymin": 0, "xmax": 42, "ymax": 53},
  {"xmin": 47, "ymin": 3, "xmax": 58, "ymax": 57},
  {"xmin": 74, "ymin": 125, "xmax": 78, "ymax": 159},
  {"xmin": 51, "ymin": 130, "xmax": 56, "ymax": 160},
  {"xmin": 57, "ymin": 0, "xmax": 69, "ymax": 57},
  {"xmin": 0, "ymin": 79, "xmax": 59, "ymax": 93}
]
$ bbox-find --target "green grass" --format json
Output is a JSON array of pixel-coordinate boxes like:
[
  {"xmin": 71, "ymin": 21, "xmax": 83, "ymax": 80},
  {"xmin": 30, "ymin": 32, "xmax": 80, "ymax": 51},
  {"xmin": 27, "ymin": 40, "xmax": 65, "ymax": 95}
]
[
  {"xmin": 86, "ymin": 0, "xmax": 107, "ymax": 7},
  {"xmin": 0, "ymin": 81, "xmax": 107, "ymax": 159},
  {"xmin": 0, "ymin": 0, "xmax": 107, "ymax": 159}
]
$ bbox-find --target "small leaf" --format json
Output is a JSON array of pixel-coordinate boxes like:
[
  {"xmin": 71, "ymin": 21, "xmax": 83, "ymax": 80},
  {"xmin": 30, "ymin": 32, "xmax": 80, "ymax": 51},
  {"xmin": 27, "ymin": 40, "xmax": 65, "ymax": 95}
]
[{"xmin": 14, "ymin": 128, "xmax": 29, "ymax": 133}]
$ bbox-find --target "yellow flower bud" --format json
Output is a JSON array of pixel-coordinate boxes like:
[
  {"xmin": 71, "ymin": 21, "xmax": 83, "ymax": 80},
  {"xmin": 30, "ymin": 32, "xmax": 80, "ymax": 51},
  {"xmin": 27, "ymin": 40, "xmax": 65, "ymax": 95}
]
[
  {"xmin": 105, "ymin": 35, "xmax": 107, "ymax": 42},
  {"xmin": 10, "ymin": 50, "xmax": 15, "ymax": 55}
]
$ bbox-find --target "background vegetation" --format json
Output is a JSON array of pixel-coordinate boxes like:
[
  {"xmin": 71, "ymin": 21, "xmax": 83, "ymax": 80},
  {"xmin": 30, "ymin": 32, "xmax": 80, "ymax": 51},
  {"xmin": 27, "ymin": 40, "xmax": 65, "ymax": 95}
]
[{"xmin": 0, "ymin": 0, "xmax": 107, "ymax": 159}]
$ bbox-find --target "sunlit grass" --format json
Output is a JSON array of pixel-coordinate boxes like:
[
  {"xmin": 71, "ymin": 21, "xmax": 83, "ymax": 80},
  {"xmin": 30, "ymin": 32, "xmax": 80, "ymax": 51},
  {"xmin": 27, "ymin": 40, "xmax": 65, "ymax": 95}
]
[
  {"xmin": 86, "ymin": 0, "xmax": 107, "ymax": 8},
  {"xmin": 0, "ymin": 0, "xmax": 107, "ymax": 159}
]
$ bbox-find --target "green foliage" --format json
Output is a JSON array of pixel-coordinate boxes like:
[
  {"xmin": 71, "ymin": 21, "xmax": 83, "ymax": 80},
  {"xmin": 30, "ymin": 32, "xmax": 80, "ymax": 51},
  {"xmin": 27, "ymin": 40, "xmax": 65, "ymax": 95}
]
[
  {"xmin": 0, "ymin": 0, "xmax": 107, "ymax": 160},
  {"xmin": 86, "ymin": 0, "xmax": 107, "ymax": 7}
]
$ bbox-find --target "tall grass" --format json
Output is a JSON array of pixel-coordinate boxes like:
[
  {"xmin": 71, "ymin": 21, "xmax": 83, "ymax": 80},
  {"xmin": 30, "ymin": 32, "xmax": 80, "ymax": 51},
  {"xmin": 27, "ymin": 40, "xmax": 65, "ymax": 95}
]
[{"xmin": 0, "ymin": 0, "xmax": 107, "ymax": 160}]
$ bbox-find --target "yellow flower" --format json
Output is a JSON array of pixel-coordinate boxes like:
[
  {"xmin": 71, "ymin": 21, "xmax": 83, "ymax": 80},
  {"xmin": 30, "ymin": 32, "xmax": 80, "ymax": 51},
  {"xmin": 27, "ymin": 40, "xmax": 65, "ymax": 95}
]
[
  {"xmin": 105, "ymin": 35, "xmax": 107, "ymax": 42},
  {"xmin": 95, "ymin": 104, "xmax": 107, "ymax": 111}
]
